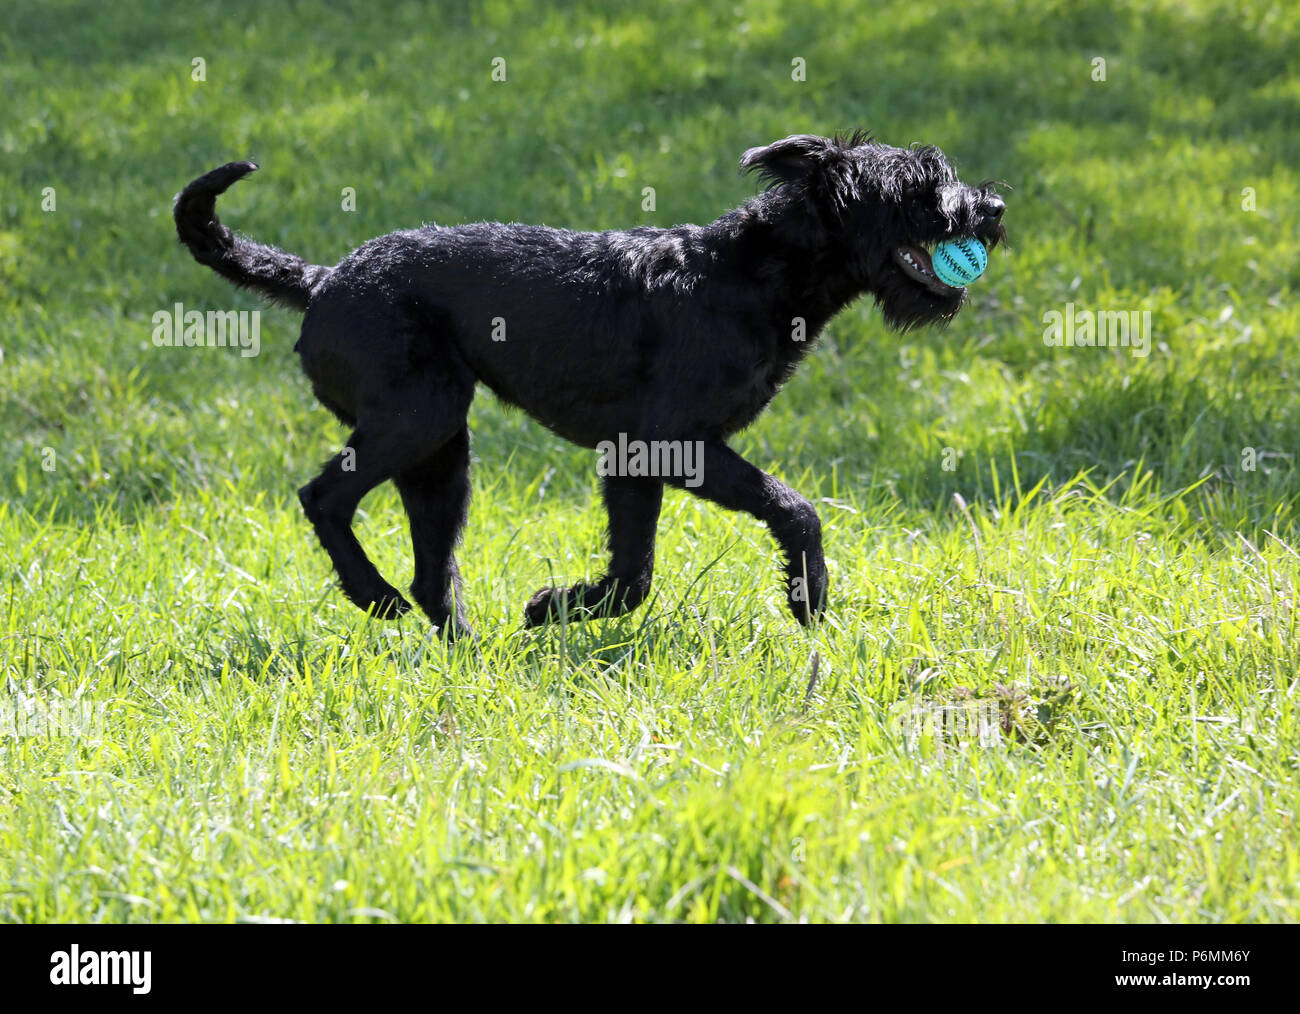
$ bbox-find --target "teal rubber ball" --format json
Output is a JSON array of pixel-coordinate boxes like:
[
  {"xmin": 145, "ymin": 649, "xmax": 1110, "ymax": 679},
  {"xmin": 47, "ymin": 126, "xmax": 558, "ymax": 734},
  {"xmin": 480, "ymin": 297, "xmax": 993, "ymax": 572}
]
[{"xmin": 931, "ymin": 237, "xmax": 988, "ymax": 288}]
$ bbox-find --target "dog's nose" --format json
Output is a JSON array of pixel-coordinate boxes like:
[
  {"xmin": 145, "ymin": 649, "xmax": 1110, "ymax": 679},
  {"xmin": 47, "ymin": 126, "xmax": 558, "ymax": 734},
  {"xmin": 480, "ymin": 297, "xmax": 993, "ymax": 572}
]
[{"xmin": 982, "ymin": 194, "xmax": 1005, "ymax": 219}]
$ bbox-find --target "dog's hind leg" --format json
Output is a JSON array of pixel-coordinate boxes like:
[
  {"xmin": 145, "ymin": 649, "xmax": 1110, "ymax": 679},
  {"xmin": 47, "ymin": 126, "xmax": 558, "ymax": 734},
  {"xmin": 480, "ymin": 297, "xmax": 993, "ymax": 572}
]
[
  {"xmin": 665, "ymin": 440, "xmax": 826, "ymax": 625},
  {"xmin": 297, "ymin": 377, "xmax": 472, "ymax": 621},
  {"xmin": 524, "ymin": 476, "xmax": 663, "ymax": 626},
  {"xmin": 394, "ymin": 427, "xmax": 474, "ymax": 640},
  {"xmin": 298, "ymin": 428, "xmax": 416, "ymax": 619}
]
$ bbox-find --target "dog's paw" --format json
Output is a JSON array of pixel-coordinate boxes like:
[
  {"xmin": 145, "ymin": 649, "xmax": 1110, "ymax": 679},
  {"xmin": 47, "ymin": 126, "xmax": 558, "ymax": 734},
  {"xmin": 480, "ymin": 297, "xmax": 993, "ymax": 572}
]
[
  {"xmin": 524, "ymin": 580, "xmax": 647, "ymax": 627},
  {"xmin": 523, "ymin": 585, "xmax": 601, "ymax": 625},
  {"xmin": 785, "ymin": 572, "xmax": 827, "ymax": 626},
  {"xmin": 353, "ymin": 590, "xmax": 412, "ymax": 620},
  {"xmin": 523, "ymin": 587, "xmax": 562, "ymax": 627},
  {"xmin": 436, "ymin": 618, "xmax": 478, "ymax": 642},
  {"xmin": 430, "ymin": 613, "xmax": 476, "ymax": 643},
  {"xmin": 787, "ymin": 597, "xmax": 826, "ymax": 626}
]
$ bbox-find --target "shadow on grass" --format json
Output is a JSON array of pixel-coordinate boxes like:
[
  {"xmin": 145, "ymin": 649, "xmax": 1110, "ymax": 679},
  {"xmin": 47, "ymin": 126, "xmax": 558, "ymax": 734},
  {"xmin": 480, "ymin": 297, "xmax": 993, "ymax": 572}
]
[{"xmin": 15, "ymin": 347, "xmax": 1300, "ymax": 543}]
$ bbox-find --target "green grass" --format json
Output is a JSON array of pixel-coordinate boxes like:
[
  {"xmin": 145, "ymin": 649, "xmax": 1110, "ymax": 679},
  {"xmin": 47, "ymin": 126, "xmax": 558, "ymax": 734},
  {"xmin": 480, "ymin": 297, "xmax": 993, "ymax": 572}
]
[{"xmin": 2, "ymin": 0, "xmax": 1298, "ymax": 922}]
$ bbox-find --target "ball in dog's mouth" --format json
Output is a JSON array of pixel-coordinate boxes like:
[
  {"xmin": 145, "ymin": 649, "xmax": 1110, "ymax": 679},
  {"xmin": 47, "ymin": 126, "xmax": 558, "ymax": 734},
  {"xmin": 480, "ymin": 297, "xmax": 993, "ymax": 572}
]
[{"xmin": 893, "ymin": 245, "xmax": 963, "ymax": 296}]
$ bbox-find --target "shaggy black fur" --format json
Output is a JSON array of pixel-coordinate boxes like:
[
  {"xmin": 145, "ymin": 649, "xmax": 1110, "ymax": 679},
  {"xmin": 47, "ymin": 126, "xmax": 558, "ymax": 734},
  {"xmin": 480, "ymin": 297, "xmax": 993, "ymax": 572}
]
[{"xmin": 174, "ymin": 133, "xmax": 1006, "ymax": 639}]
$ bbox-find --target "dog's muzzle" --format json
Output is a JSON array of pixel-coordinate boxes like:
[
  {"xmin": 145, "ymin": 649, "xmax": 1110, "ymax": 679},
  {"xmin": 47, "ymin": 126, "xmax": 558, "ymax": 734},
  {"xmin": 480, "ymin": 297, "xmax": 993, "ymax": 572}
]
[{"xmin": 892, "ymin": 245, "xmax": 963, "ymax": 295}]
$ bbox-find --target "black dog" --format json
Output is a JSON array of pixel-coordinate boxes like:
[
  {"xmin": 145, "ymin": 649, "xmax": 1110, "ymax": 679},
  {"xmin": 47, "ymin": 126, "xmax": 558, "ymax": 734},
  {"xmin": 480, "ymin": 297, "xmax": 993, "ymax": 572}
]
[{"xmin": 174, "ymin": 132, "xmax": 1005, "ymax": 640}]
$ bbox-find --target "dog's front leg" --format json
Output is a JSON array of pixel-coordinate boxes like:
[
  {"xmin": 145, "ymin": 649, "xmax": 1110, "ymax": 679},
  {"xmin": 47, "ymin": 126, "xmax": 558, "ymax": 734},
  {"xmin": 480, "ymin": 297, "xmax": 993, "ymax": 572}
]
[
  {"xmin": 524, "ymin": 475, "xmax": 663, "ymax": 626},
  {"xmin": 668, "ymin": 440, "xmax": 826, "ymax": 624}
]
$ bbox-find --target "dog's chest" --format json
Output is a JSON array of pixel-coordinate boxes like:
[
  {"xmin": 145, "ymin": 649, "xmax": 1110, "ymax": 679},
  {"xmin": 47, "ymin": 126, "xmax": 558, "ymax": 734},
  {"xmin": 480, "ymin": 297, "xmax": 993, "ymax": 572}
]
[{"xmin": 702, "ymin": 359, "xmax": 786, "ymax": 436}]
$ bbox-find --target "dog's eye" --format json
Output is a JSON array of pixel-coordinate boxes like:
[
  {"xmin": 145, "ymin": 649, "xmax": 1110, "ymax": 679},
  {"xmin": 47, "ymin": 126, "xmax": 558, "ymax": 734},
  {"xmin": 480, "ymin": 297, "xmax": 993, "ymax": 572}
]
[{"xmin": 903, "ymin": 201, "xmax": 938, "ymax": 227}]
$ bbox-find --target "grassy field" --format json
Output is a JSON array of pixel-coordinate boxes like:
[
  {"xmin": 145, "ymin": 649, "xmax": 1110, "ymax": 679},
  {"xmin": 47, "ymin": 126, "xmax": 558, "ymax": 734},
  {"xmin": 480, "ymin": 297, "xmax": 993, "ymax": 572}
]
[{"xmin": 2, "ymin": 0, "xmax": 1298, "ymax": 922}]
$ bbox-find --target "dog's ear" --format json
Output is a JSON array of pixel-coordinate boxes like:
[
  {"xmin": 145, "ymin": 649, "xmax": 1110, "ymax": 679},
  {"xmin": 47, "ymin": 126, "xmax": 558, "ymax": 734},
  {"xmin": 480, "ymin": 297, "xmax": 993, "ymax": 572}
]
[{"xmin": 740, "ymin": 134, "xmax": 838, "ymax": 186}]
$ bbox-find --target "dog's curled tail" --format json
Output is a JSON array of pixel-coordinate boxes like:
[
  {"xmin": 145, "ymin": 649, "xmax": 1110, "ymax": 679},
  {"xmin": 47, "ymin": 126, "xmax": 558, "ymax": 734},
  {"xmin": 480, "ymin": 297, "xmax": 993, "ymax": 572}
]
[{"xmin": 174, "ymin": 161, "xmax": 329, "ymax": 312}]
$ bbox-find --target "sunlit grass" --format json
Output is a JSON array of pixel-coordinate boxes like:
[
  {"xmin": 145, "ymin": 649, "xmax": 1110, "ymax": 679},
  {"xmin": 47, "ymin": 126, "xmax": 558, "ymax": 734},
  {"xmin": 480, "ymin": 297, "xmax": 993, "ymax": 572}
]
[{"xmin": 1, "ymin": 0, "xmax": 1297, "ymax": 922}]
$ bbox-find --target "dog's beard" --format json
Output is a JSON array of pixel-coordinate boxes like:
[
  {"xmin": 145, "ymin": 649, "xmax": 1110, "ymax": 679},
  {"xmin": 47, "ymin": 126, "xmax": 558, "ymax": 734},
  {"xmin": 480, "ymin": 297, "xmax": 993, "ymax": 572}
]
[
  {"xmin": 870, "ymin": 220, "xmax": 1005, "ymax": 332},
  {"xmin": 871, "ymin": 248, "xmax": 967, "ymax": 331}
]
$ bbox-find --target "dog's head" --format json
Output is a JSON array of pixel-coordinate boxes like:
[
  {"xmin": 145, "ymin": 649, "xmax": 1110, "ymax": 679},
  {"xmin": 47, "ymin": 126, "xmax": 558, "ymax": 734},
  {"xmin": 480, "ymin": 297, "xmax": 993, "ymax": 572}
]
[{"xmin": 741, "ymin": 132, "xmax": 1007, "ymax": 331}]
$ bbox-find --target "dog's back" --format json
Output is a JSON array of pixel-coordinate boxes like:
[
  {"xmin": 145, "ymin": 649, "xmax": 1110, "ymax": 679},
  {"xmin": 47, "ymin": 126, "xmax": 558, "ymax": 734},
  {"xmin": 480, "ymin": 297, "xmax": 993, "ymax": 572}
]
[{"xmin": 298, "ymin": 220, "xmax": 765, "ymax": 446}]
